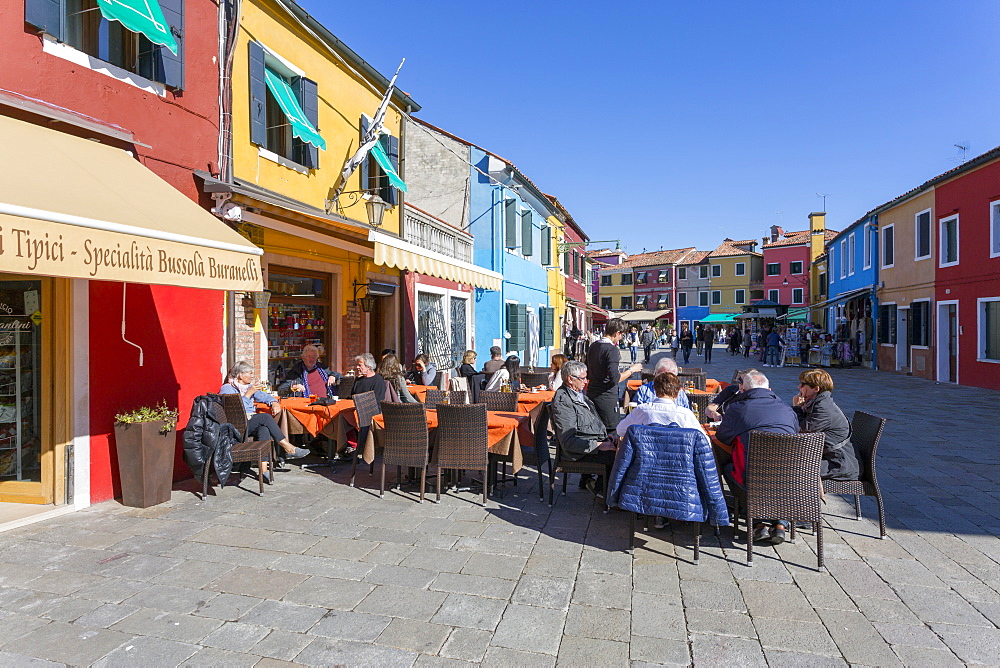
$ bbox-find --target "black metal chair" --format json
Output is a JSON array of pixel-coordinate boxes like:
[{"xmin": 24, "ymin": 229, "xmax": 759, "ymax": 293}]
[
  {"xmin": 520, "ymin": 402, "xmax": 553, "ymax": 503},
  {"xmin": 424, "ymin": 390, "xmax": 467, "ymax": 407},
  {"xmin": 733, "ymin": 430, "xmax": 827, "ymax": 571},
  {"xmin": 436, "ymin": 403, "xmax": 489, "ymax": 505},
  {"xmin": 823, "ymin": 411, "xmax": 888, "ymax": 539},
  {"xmin": 350, "ymin": 391, "xmax": 382, "ymax": 487},
  {"xmin": 379, "ymin": 402, "xmax": 429, "ymax": 503},
  {"xmin": 480, "ymin": 390, "xmax": 518, "ymax": 413}
]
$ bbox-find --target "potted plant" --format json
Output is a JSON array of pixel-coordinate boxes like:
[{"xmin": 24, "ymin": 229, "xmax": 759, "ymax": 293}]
[{"xmin": 113, "ymin": 401, "xmax": 179, "ymax": 508}]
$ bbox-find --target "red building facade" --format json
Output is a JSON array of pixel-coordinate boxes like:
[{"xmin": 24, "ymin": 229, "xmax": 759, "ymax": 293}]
[{"xmin": 761, "ymin": 230, "xmax": 812, "ymax": 308}]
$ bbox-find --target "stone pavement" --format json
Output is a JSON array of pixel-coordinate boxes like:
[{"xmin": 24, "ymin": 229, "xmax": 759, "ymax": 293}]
[{"xmin": 0, "ymin": 345, "xmax": 998, "ymax": 666}]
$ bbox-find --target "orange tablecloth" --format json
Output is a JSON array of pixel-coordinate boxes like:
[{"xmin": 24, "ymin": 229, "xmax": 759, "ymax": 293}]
[
  {"xmin": 627, "ymin": 380, "xmax": 643, "ymax": 391},
  {"xmin": 365, "ymin": 409, "xmax": 530, "ymax": 472},
  {"xmin": 706, "ymin": 378, "xmax": 728, "ymax": 393},
  {"xmin": 516, "ymin": 390, "xmax": 555, "ymax": 415},
  {"xmin": 258, "ymin": 398, "xmax": 357, "ymax": 446},
  {"xmin": 407, "ymin": 385, "xmax": 437, "ymax": 402}
]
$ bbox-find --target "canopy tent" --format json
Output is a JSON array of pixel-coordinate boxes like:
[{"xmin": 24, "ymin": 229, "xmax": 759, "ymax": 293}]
[
  {"xmin": 699, "ymin": 313, "xmax": 738, "ymax": 323},
  {"xmin": 97, "ymin": 0, "xmax": 178, "ymax": 54},
  {"xmin": 736, "ymin": 307, "xmax": 779, "ymax": 319},
  {"xmin": 264, "ymin": 69, "xmax": 326, "ymax": 150},
  {"xmin": 778, "ymin": 307, "xmax": 810, "ymax": 322},
  {"xmin": 618, "ymin": 309, "xmax": 671, "ymax": 322}
]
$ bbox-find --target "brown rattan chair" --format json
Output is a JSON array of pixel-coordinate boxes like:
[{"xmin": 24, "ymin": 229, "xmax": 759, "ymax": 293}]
[
  {"xmin": 480, "ymin": 390, "xmax": 518, "ymax": 413},
  {"xmin": 688, "ymin": 393, "xmax": 718, "ymax": 425},
  {"xmin": 550, "ymin": 447, "xmax": 608, "ymax": 508},
  {"xmin": 435, "ymin": 403, "xmax": 489, "ymax": 505},
  {"xmin": 424, "ymin": 390, "xmax": 467, "ymax": 407},
  {"xmin": 350, "ymin": 391, "xmax": 382, "ymax": 487},
  {"xmin": 678, "ymin": 372, "xmax": 707, "ymax": 391},
  {"xmin": 337, "ymin": 376, "xmax": 355, "ymax": 399},
  {"xmin": 203, "ymin": 395, "xmax": 273, "ymax": 499},
  {"xmin": 680, "ymin": 367, "xmax": 704, "ymax": 374},
  {"xmin": 731, "ymin": 368, "xmax": 745, "ymax": 384},
  {"xmin": 823, "ymin": 411, "xmax": 888, "ymax": 539},
  {"xmin": 519, "ymin": 372, "xmax": 550, "ymax": 389},
  {"xmin": 379, "ymin": 402, "xmax": 430, "ymax": 502},
  {"xmin": 732, "ymin": 430, "xmax": 826, "ymax": 571}
]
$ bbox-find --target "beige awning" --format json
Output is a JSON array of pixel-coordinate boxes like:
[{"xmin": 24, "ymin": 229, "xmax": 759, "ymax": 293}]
[
  {"xmin": 0, "ymin": 114, "xmax": 263, "ymax": 291},
  {"xmin": 619, "ymin": 309, "xmax": 671, "ymax": 322},
  {"xmin": 369, "ymin": 230, "xmax": 502, "ymax": 290}
]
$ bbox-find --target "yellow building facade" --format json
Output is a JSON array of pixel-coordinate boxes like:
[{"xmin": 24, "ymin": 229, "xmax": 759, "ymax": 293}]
[
  {"xmin": 546, "ymin": 216, "xmax": 566, "ymax": 352},
  {"xmin": 706, "ymin": 240, "xmax": 763, "ymax": 315},
  {"xmin": 204, "ymin": 0, "xmax": 420, "ymax": 380}
]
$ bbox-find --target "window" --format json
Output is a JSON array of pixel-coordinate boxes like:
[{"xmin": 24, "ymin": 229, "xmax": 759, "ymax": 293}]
[
  {"xmin": 657, "ymin": 294, "xmax": 670, "ymax": 307},
  {"xmin": 699, "ymin": 265, "xmax": 709, "ymax": 279},
  {"xmin": 711, "ymin": 290, "xmax": 722, "ymax": 305},
  {"xmin": 711, "ymin": 264, "xmax": 722, "ymax": 277},
  {"xmin": 734, "ymin": 262, "xmax": 746, "ymax": 276},
  {"xmin": 563, "ymin": 249, "xmax": 571, "ymax": 275},
  {"xmin": 678, "ymin": 267, "xmax": 687, "ymax": 280},
  {"xmin": 735, "ymin": 289, "xmax": 746, "ymax": 305},
  {"xmin": 863, "ymin": 226, "xmax": 872, "ymax": 270},
  {"xmin": 766, "ymin": 263, "xmax": 781, "ymax": 276},
  {"xmin": 506, "ymin": 302, "xmax": 527, "ymax": 352},
  {"xmin": 909, "ymin": 301, "xmax": 930, "ymax": 346},
  {"xmin": 698, "ymin": 292, "xmax": 709, "ymax": 307},
  {"xmin": 620, "ymin": 273, "xmax": 632, "ymax": 285},
  {"xmin": 849, "ymin": 234, "xmax": 856, "ymax": 275},
  {"xmin": 636, "ymin": 295, "xmax": 648, "ymax": 308},
  {"xmin": 27, "ymin": 0, "xmax": 186, "ymax": 90},
  {"xmin": 882, "ymin": 224, "xmax": 895, "ymax": 268},
  {"xmin": 621, "ymin": 296, "xmax": 632, "ymax": 310},
  {"xmin": 789, "ymin": 261, "xmax": 803, "ymax": 274},
  {"xmin": 657, "ymin": 269, "xmax": 669, "ymax": 284},
  {"xmin": 768, "ymin": 289, "xmax": 779, "ymax": 302},
  {"xmin": 539, "ymin": 306, "xmax": 555, "ymax": 347},
  {"xmin": 980, "ymin": 299, "xmax": 1000, "ymax": 361},
  {"xmin": 635, "ymin": 271, "xmax": 647, "ymax": 285},
  {"xmin": 678, "ymin": 292, "xmax": 688, "ymax": 307},
  {"xmin": 818, "ymin": 272, "xmax": 827, "ymax": 296},
  {"xmin": 992, "ymin": 201, "xmax": 1000, "ymax": 258},
  {"xmin": 878, "ymin": 304, "xmax": 897, "ymax": 344},
  {"xmin": 600, "ymin": 274, "xmax": 612, "ymax": 286},
  {"xmin": 839, "ymin": 240, "xmax": 847, "ymax": 278},
  {"xmin": 520, "ymin": 211, "xmax": 533, "ymax": 256},
  {"xmin": 940, "ymin": 215, "xmax": 959, "ymax": 267},
  {"xmin": 601, "ymin": 296, "xmax": 613, "ymax": 309},
  {"xmin": 792, "ymin": 288, "xmax": 804, "ymax": 304},
  {"xmin": 915, "ymin": 209, "xmax": 932, "ymax": 260}
]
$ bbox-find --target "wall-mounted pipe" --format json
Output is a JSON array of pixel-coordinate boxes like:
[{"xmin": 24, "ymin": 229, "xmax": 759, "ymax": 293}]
[{"xmin": 121, "ymin": 283, "xmax": 144, "ymax": 366}]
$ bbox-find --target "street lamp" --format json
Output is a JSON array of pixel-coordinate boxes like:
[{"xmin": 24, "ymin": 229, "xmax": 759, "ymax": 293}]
[{"xmin": 365, "ymin": 193, "xmax": 387, "ymax": 229}]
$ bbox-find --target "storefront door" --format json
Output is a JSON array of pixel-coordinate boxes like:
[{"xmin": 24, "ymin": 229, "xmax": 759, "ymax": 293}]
[{"xmin": 0, "ymin": 277, "xmax": 54, "ymax": 504}]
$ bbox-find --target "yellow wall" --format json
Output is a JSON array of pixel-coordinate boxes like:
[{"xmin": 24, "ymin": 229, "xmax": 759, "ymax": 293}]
[
  {"xmin": 599, "ymin": 267, "xmax": 634, "ymax": 310},
  {"xmin": 233, "ymin": 0, "xmax": 404, "ymax": 235},
  {"xmin": 546, "ymin": 217, "xmax": 566, "ymax": 349},
  {"xmin": 708, "ymin": 255, "xmax": 760, "ymax": 313}
]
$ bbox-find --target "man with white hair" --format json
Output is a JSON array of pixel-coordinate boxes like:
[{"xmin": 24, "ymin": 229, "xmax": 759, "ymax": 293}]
[{"xmin": 632, "ymin": 357, "xmax": 690, "ymax": 409}]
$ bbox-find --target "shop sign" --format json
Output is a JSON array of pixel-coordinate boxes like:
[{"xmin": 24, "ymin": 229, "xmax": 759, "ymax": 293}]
[{"xmin": 0, "ymin": 217, "xmax": 263, "ymax": 291}]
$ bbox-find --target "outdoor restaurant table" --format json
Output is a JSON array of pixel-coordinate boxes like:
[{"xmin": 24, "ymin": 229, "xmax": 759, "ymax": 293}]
[
  {"xmin": 363, "ymin": 409, "xmax": 530, "ymax": 473},
  {"xmin": 516, "ymin": 390, "xmax": 554, "ymax": 431},
  {"xmin": 259, "ymin": 398, "xmax": 358, "ymax": 447},
  {"xmin": 622, "ymin": 379, "xmax": 716, "ymax": 405},
  {"xmin": 407, "ymin": 384, "xmax": 437, "ymax": 402}
]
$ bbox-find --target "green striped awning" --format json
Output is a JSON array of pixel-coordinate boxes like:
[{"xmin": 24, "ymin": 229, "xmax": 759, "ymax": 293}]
[
  {"xmin": 97, "ymin": 0, "xmax": 178, "ymax": 55},
  {"xmin": 370, "ymin": 140, "xmax": 407, "ymax": 192},
  {"xmin": 264, "ymin": 68, "xmax": 327, "ymax": 150}
]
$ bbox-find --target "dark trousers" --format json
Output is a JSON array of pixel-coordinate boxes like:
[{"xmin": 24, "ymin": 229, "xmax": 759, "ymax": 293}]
[
  {"xmin": 681, "ymin": 344, "xmax": 692, "ymax": 364},
  {"xmin": 704, "ymin": 343, "xmax": 713, "ymax": 363},
  {"xmin": 588, "ymin": 389, "xmax": 621, "ymax": 431},
  {"xmin": 577, "ymin": 448, "xmax": 616, "ymax": 482},
  {"xmin": 643, "ymin": 345, "xmax": 653, "ymax": 363},
  {"xmin": 247, "ymin": 413, "xmax": 285, "ymax": 443}
]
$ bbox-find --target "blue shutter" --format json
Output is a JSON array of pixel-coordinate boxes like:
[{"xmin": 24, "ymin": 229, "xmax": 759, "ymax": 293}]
[
  {"xmin": 24, "ymin": 0, "xmax": 61, "ymax": 35},
  {"xmin": 385, "ymin": 134, "xmax": 399, "ymax": 206},
  {"xmin": 504, "ymin": 200, "xmax": 517, "ymax": 248},
  {"xmin": 248, "ymin": 41, "xmax": 267, "ymax": 147},
  {"xmin": 521, "ymin": 211, "xmax": 533, "ymax": 256},
  {"xmin": 359, "ymin": 115, "xmax": 370, "ymax": 192},
  {"xmin": 293, "ymin": 76, "xmax": 319, "ymax": 168}
]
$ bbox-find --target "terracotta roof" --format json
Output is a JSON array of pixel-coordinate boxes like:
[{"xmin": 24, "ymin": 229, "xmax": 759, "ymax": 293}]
[
  {"xmin": 619, "ymin": 248, "xmax": 697, "ymax": 269},
  {"xmin": 708, "ymin": 238, "xmax": 761, "ymax": 258},
  {"xmin": 677, "ymin": 250, "xmax": 710, "ymax": 265},
  {"xmin": 763, "ymin": 229, "xmax": 840, "ymax": 249}
]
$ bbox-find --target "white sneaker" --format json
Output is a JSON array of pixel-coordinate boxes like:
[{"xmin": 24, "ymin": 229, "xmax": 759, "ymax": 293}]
[{"xmin": 653, "ymin": 517, "xmax": 666, "ymax": 529}]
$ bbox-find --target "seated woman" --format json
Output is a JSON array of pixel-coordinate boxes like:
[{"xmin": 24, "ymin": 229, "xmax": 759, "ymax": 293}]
[
  {"xmin": 219, "ymin": 361, "xmax": 309, "ymax": 481},
  {"xmin": 377, "ymin": 354, "xmax": 418, "ymax": 403},
  {"xmin": 792, "ymin": 368, "xmax": 857, "ymax": 480},
  {"xmin": 484, "ymin": 354, "xmax": 520, "ymax": 392},
  {"xmin": 406, "ymin": 354, "xmax": 437, "ymax": 386},
  {"xmin": 457, "ymin": 350, "xmax": 478, "ymax": 378},
  {"xmin": 548, "ymin": 353, "xmax": 567, "ymax": 391}
]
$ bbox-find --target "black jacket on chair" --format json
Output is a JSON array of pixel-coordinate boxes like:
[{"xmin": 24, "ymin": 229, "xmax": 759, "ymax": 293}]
[{"xmin": 182, "ymin": 394, "xmax": 241, "ymax": 485}]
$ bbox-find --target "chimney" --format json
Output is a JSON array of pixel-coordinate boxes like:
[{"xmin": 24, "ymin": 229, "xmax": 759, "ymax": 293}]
[{"xmin": 808, "ymin": 212, "xmax": 826, "ymax": 262}]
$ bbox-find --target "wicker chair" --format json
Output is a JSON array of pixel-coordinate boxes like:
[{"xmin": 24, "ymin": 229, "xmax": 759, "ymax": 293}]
[
  {"xmin": 480, "ymin": 390, "xmax": 518, "ymax": 413},
  {"xmin": 732, "ymin": 430, "xmax": 826, "ymax": 571},
  {"xmin": 823, "ymin": 411, "xmax": 888, "ymax": 539},
  {"xmin": 424, "ymin": 390, "xmax": 467, "ymax": 407},
  {"xmin": 435, "ymin": 403, "xmax": 489, "ymax": 505},
  {"xmin": 336, "ymin": 376, "xmax": 355, "ymax": 399},
  {"xmin": 521, "ymin": 402, "xmax": 554, "ymax": 502},
  {"xmin": 678, "ymin": 372, "xmax": 706, "ymax": 391},
  {"xmin": 349, "ymin": 391, "xmax": 382, "ymax": 487},
  {"xmin": 680, "ymin": 367, "xmax": 704, "ymax": 374},
  {"xmin": 202, "ymin": 395, "xmax": 274, "ymax": 499},
  {"xmin": 687, "ymin": 393, "xmax": 717, "ymax": 425},
  {"xmin": 731, "ymin": 369, "xmax": 745, "ymax": 384},
  {"xmin": 379, "ymin": 402, "xmax": 430, "ymax": 502},
  {"xmin": 519, "ymin": 372, "xmax": 549, "ymax": 389}
]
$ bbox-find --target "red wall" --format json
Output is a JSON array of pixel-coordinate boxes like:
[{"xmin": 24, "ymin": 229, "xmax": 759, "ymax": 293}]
[
  {"xmin": 762, "ymin": 244, "xmax": 811, "ymax": 305},
  {"xmin": 934, "ymin": 159, "xmax": 1000, "ymax": 391},
  {"xmin": 2, "ymin": 0, "xmax": 228, "ymax": 501}
]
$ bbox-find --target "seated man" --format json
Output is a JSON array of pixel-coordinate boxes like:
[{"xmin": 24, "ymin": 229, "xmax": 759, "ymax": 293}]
[
  {"xmin": 278, "ymin": 344, "xmax": 343, "ymax": 397},
  {"xmin": 482, "ymin": 346, "xmax": 505, "ymax": 378},
  {"xmin": 350, "ymin": 353, "xmax": 387, "ymax": 401},
  {"xmin": 549, "ymin": 360, "xmax": 616, "ymax": 497},
  {"xmin": 704, "ymin": 368, "xmax": 757, "ymax": 421},
  {"xmin": 714, "ymin": 369, "xmax": 798, "ymax": 544},
  {"xmin": 632, "ymin": 358, "xmax": 690, "ymax": 409}
]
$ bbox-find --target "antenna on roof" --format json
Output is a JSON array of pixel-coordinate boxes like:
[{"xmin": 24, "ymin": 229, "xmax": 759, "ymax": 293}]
[
  {"xmin": 954, "ymin": 143, "xmax": 969, "ymax": 163},
  {"xmin": 816, "ymin": 193, "xmax": 828, "ymax": 213}
]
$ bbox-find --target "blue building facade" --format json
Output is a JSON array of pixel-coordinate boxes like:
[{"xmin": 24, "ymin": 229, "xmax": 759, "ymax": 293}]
[
  {"xmin": 468, "ymin": 148, "xmax": 552, "ymax": 368},
  {"xmin": 825, "ymin": 215, "xmax": 879, "ymax": 367}
]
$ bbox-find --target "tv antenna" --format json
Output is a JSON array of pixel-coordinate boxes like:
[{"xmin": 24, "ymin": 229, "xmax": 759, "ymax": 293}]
[
  {"xmin": 816, "ymin": 193, "xmax": 829, "ymax": 212},
  {"xmin": 954, "ymin": 143, "xmax": 969, "ymax": 163}
]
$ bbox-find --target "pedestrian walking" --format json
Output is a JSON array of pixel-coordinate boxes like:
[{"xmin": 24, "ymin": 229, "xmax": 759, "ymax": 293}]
[
  {"xmin": 728, "ymin": 327, "xmax": 742, "ymax": 355},
  {"xmin": 743, "ymin": 329, "xmax": 752, "ymax": 358},
  {"xmin": 702, "ymin": 324, "xmax": 715, "ymax": 363},
  {"xmin": 695, "ymin": 323, "xmax": 704, "ymax": 356},
  {"xmin": 627, "ymin": 326, "xmax": 639, "ymax": 364},
  {"xmin": 678, "ymin": 324, "xmax": 695, "ymax": 364},
  {"xmin": 640, "ymin": 325, "xmax": 656, "ymax": 364},
  {"xmin": 671, "ymin": 330, "xmax": 680, "ymax": 359}
]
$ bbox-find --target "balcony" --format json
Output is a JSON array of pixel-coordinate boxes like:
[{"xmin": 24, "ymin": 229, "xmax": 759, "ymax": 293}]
[{"xmin": 403, "ymin": 210, "xmax": 473, "ymax": 264}]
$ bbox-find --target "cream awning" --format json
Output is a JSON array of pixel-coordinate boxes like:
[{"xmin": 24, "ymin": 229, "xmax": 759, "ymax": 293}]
[
  {"xmin": 0, "ymin": 114, "xmax": 263, "ymax": 291},
  {"xmin": 369, "ymin": 230, "xmax": 502, "ymax": 290},
  {"xmin": 618, "ymin": 309, "xmax": 671, "ymax": 322}
]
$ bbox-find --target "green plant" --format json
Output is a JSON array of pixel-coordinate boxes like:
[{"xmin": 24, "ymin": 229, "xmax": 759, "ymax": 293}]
[{"xmin": 115, "ymin": 401, "xmax": 178, "ymax": 434}]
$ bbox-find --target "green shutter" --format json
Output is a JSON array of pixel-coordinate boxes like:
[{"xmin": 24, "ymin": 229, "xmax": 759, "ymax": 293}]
[
  {"xmin": 521, "ymin": 211, "xmax": 533, "ymax": 256},
  {"xmin": 563, "ymin": 249, "xmax": 571, "ymax": 274},
  {"xmin": 507, "ymin": 303, "xmax": 527, "ymax": 352},
  {"xmin": 541, "ymin": 226, "xmax": 551, "ymax": 265},
  {"xmin": 540, "ymin": 307, "xmax": 554, "ymax": 347},
  {"xmin": 504, "ymin": 201, "xmax": 518, "ymax": 248},
  {"xmin": 248, "ymin": 42, "xmax": 267, "ymax": 147}
]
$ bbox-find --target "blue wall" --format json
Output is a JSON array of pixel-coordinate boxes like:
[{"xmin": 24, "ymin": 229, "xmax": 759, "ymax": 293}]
[
  {"xmin": 468, "ymin": 148, "xmax": 550, "ymax": 367},
  {"xmin": 826, "ymin": 215, "xmax": 879, "ymax": 364},
  {"xmin": 677, "ymin": 305, "xmax": 711, "ymax": 327}
]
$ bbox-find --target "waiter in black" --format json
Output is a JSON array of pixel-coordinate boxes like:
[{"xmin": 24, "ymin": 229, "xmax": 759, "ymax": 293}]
[{"xmin": 585, "ymin": 318, "xmax": 642, "ymax": 430}]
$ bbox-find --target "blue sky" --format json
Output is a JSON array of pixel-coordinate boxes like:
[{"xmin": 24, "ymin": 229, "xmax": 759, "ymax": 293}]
[{"xmin": 301, "ymin": 0, "xmax": 1000, "ymax": 253}]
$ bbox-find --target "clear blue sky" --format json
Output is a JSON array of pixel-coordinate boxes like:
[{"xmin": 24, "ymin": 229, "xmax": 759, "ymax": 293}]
[{"xmin": 300, "ymin": 0, "xmax": 1000, "ymax": 253}]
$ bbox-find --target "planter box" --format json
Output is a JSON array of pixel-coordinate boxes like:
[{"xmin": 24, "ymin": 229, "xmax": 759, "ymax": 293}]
[{"xmin": 114, "ymin": 421, "xmax": 175, "ymax": 508}]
